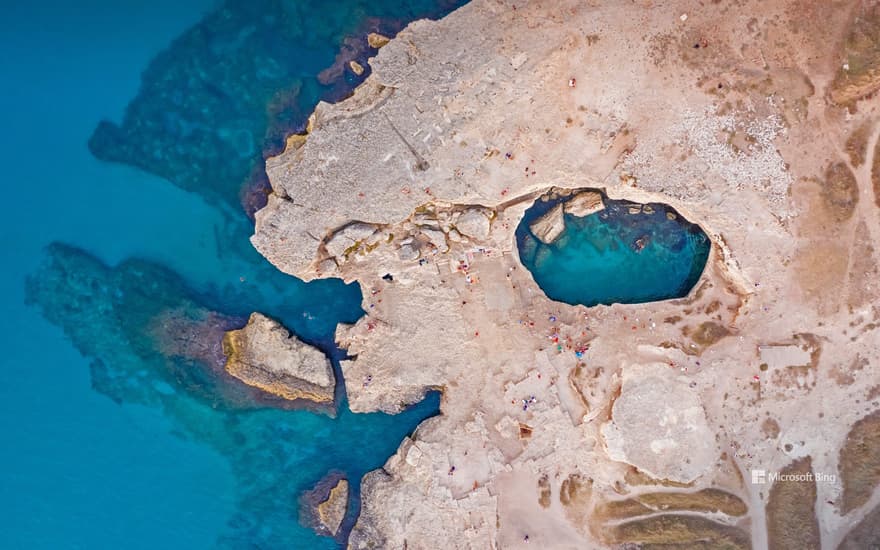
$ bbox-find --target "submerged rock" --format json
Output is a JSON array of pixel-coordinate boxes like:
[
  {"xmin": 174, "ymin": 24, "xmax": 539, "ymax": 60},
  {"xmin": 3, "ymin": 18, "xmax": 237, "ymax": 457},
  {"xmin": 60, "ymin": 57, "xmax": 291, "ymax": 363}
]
[
  {"xmin": 223, "ymin": 312, "xmax": 335, "ymax": 404},
  {"xmin": 529, "ymin": 203, "xmax": 565, "ymax": 244},
  {"xmin": 564, "ymin": 190, "xmax": 605, "ymax": 217},
  {"xmin": 88, "ymin": 0, "xmax": 467, "ymax": 212},
  {"xmin": 23, "ymin": 242, "xmax": 437, "ymax": 549},
  {"xmin": 22, "ymin": 243, "xmax": 321, "ymax": 411}
]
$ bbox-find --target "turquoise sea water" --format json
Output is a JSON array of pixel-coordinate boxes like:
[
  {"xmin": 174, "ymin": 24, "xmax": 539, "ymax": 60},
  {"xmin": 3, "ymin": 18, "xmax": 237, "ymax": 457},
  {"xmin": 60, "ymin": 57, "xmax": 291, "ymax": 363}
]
[
  {"xmin": 516, "ymin": 195, "xmax": 711, "ymax": 307},
  {"xmin": 0, "ymin": 1, "xmax": 462, "ymax": 548}
]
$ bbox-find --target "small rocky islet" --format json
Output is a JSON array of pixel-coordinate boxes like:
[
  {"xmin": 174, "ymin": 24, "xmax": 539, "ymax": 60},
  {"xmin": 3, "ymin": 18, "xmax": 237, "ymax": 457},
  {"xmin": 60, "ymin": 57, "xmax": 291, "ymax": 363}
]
[{"xmin": 25, "ymin": 242, "xmax": 442, "ymax": 547}]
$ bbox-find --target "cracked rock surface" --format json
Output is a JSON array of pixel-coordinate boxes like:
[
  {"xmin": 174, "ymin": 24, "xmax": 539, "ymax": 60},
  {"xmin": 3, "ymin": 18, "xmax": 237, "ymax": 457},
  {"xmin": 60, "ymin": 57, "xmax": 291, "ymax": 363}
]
[{"xmin": 252, "ymin": 0, "xmax": 880, "ymax": 548}]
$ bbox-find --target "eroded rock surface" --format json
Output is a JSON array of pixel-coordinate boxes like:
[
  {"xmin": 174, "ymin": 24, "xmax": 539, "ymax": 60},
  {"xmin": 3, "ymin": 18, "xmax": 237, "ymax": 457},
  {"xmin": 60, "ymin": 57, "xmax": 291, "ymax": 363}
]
[
  {"xmin": 528, "ymin": 203, "xmax": 565, "ymax": 244},
  {"xmin": 300, "ymin": 471, "xmax": 350, "ymax": 538},
  {"xmin": 564, "ymin": 190, "xmax": 605, "ymax": 217},
  {"xmin": 251, "ymin": 0, "xmax": 880, "ymax": 547},
  {"xmin": 318, "ymin": 479, "xmax": 349, "ymax": 537},
  {"xmin": 222, "ymin": 312, "xmax": 335, "ymax": 404},
  {"xmin": 602, "ymin": 364, "xmax": 715, "ymax": 484}
]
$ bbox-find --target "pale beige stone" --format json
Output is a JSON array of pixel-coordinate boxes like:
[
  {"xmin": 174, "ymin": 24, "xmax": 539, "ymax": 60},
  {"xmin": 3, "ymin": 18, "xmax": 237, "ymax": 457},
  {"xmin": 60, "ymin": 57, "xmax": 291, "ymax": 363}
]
[
  {"xmin": 528, "ymin": 203, "xmax": 565, "ymax": 244},
  {"xmin": 601, "ymin": 363, "xmax": 715, "ymax": 484},
  {"xmin": 563, "ymin": 190, "xmax": 604, "ymax": 217},
  {"xmin": 367, "ymin": 32, "xmax": 391, "ymax": 49},
  {"xmin": 223, "ymin": 313, "xmax": 334, "ymax": 403}
]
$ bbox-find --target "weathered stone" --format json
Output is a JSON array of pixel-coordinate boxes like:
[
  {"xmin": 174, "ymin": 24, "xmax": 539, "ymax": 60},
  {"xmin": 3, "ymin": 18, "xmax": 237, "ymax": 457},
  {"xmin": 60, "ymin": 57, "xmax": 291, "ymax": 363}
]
[
  {"xmin": 420, "ymin": 228, "xmax": 449, "ymax": 252},
  {"xmin": 563, "ymin": 191, "xmax": 605, "ymax": 217},
  {"xmin": 413, "ymin": 213, "xmax": 440, "ymax": 229},
  {"xmin": 300, "ymin": 471, "xmax": 351, "ymax": 538},
  {"xmin": 248, "ymin": 0, "xmax": 880, "ymax": 546},
  {"xmin": 529, "ymin": 203, "xmax": 565, "ymax": 244},
  {"xmin": 368, "ymin": 32, "xmax": 391, "ymax": 48},
  {"xmin": 455, "ymin": 208, "xmax": 491, "ymax": 240},
  {"xmin": 317, "ymin": 478, "xmax": 349, "ymax": 536},
  {"xmin": 325, "ymin": 223, "xmax": 377, "ymax": 258},
  {"xmin": 317, "ymin": 258, "xmax": 338, "ymax": 275},
  {"xmin": 222, "ymin": 313, "xmax": 335, "ymax": 403},
  {"xmin": 349, "ymin": 60, "xmax": 365, "ymax": 76},
  {"xmin": 397, "ymin": 243, "xmax": 420, "ymax": 261},
  {"xmin": 510, "ymin": 52, "xmax": 528, "ymax": 70},
  {"xmin": 602, "ymin": 364, "xmax": 715, "ymax": 483}
]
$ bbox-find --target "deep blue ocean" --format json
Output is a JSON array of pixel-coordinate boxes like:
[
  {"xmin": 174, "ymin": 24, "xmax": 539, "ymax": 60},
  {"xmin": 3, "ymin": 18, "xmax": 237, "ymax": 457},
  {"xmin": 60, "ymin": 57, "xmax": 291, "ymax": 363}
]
[{"xmin": 0, "ymin": 1, "xmax": 462, "ymax": 548}]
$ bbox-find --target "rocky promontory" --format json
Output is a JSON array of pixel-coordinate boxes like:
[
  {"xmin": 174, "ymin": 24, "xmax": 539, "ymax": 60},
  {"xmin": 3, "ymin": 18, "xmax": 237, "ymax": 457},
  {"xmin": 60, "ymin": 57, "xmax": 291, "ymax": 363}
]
[
  {"xmin": 253, "ymin": 0, "xmax": 880, "ymax": 547},
  {"xmin": 222, "ymin": 312, "xmax": 335, "ymax": 404}
]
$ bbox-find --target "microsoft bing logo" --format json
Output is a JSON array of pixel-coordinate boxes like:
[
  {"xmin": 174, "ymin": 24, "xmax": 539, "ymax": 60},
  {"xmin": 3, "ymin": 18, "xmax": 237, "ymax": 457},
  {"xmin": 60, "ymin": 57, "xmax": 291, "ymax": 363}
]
[{"xmin": 751, "ymin": 469, "xmax": 766, "ymax": 484}]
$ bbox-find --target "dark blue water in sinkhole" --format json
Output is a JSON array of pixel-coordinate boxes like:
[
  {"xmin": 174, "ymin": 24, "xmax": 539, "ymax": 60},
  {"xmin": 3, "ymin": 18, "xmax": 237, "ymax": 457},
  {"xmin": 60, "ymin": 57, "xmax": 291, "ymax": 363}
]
[
  {"xmin": 0, "ymin": 0, "xmax": 466, "ymax": 548},
  {"xmin": 515, "ymin": 192, "xmax": 711, "ymax": 307}
]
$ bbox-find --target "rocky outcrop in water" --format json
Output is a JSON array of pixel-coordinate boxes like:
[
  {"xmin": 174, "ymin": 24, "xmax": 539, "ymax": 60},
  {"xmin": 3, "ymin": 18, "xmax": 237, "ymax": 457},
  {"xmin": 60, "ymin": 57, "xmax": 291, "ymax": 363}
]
[
  {"xmin": 317, "ymin": 478, "xmax": 349, "ymax": 536},
  {"xmin": 88, "ymin": 0, "xmax": 468, "ymax": 215},
  {"xmin": 22, "ymin": 242, "xmax": 300, "ymax": 410},
  {"xmin": 367, "ymin": 32, "xmax": 391, "ymax": 48},
  {"xmin": 299, "ymin": 471, "xmax": 350, "ymax": 538},
  {"xmin": 223, "ymin": 312, "xmax": 335, "ymax": 404},
  {"xmin": 528, "ymin": 203, "xmax": 565, "ymax": 244},
  {"xmin": 564, "ymin": 190, "xmax": 605, "ymax": 217},
  {"xmin": 25, "ymin": 243, "xmax": 439, "ymax": 549}
]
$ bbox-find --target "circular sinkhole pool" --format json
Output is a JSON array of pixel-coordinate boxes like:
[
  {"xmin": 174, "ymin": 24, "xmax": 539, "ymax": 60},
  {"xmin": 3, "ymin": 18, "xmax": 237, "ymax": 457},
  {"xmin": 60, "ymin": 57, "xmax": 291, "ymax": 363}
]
[{"xmin": 515, "ymin": 189, "xmax": 711, "ymax": 307}]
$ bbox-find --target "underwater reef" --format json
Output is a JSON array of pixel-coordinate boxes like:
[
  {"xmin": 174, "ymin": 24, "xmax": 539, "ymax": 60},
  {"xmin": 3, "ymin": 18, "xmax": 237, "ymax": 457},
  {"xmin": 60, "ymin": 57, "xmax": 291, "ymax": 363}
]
[
  {"xmin": 26, "ymin": 1, "xmax": 470, "ymax": 546},
  {"xmin": 88, "ymin": 0, "xmax": 467, "ymax": 215},
  {"xmin": 25, "ymin": 243, "xmax": 439, "ymax": 548}
]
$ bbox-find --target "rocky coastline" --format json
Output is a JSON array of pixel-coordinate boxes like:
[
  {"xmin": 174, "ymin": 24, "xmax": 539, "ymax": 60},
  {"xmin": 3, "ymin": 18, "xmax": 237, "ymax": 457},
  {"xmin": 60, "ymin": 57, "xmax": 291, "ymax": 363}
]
[{"xmin": 253, "ymin": 0, "xmax": 880, "ymax": 548}]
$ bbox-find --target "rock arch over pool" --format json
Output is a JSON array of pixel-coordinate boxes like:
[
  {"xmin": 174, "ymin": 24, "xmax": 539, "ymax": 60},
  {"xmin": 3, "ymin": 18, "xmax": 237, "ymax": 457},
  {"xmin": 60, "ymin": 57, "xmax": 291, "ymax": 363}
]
[{"xmin": 515, "ymin": 189, "xmax": 711, "ymax": 307}]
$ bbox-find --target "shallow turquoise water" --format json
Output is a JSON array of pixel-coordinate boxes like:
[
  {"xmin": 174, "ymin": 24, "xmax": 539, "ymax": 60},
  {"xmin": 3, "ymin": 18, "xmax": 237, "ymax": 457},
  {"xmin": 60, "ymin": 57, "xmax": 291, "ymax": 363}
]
[
  {"xmin": 516, "ymin": 195, "xmax": 711, "ymax": 307},
  {"xmin": 0, "ymin": 1, "xmax": 462, "ymax": 548}
]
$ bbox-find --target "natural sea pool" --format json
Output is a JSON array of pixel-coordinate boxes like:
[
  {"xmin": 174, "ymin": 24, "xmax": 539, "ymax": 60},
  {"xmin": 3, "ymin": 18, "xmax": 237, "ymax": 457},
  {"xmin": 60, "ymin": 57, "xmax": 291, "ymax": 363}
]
[
  {"xmin": 516, "ymin": 192, "xmax": 711, "ymax": 307},
  {"xmin": 0, "ymin": 0, "xmax": 464, "ymax": 548}
]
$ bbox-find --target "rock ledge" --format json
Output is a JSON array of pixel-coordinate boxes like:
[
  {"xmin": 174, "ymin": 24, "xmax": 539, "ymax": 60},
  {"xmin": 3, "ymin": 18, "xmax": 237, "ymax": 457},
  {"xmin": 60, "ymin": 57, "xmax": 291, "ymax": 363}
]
[{"xmin": 222, "ymin": 312, "xmax": 335, "ymax": 403}]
